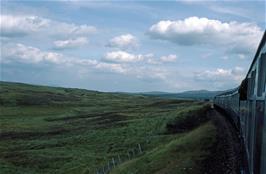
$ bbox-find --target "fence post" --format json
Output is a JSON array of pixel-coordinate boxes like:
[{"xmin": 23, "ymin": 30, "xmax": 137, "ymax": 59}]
[
  {"xmin": 112, "ymin": 157, "xmax": 116, "ymax": 166},
  {"xmin": 138, "ymin": 143, "xmax": 142, "ymax": 153},
  {"xmin": 118, "ymin": 154, "xmax": 121, "ymax": 163},
  {"xmin": 108, "ymin": 161, "xmax": 111, "ymax": 171},
  {"xmin": 102, "ymin": 165, "xmax": 105, "ymax": 174},
  {"xmin": 95, "ymin": 143, "xmax": 145, "ymax": 174},
  {"xmin": 131, "ymin": 149, "xmax": 135, "ymax": 157}
]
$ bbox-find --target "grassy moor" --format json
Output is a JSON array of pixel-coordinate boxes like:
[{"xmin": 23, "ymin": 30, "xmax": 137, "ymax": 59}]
[{"xmin": 0, "ymin": 82, "xmax": 216, "ymax": 174}]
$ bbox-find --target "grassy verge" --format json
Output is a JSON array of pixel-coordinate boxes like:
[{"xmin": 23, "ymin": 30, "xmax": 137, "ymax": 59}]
[{"xmin": 111, "ymin": 122, "xmax": 216, "ymax": 174}]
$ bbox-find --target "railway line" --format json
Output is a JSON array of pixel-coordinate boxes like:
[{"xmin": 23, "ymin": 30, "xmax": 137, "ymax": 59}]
[{"xmin": 203, "ymin": 108, "xmax": 242, "ymax": 174}]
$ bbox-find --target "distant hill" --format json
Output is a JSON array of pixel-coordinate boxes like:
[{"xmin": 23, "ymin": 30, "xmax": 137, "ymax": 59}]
[
  {"xmin": 0, "ymin": 81, "xmax": 142, "ymax": 106},
  {"xmin": 0, "ymin": 81, "xmax": 224, "ymax": 103},
  {"xmin": 140, "ymin": 90, "xmax": 225, "ymax": 100}
]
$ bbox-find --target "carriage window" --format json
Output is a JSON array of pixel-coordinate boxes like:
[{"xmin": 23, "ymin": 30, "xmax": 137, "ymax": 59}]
[
  {"xmin": 239, "ymin": 78, "xmax": 248, "ymax": 100},
  {"xmin": 248, "ymin": 70, "xmax": 256, "ymax": 98},
  {"xmin": 257, "ymin": 53, "xmax": 266, "ymax": 97}
]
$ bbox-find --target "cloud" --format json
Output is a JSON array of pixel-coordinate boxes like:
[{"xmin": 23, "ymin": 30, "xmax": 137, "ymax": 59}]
[
  {"xmin": 103, "ymin": 51, "xmax": 146, "ymax": 63},
  {"xmin": 107, "ymin": 34, "xmax": 138, "ymax": 49},
  {"xmin": 2, "ymin": 43, "xmax": 64, "ymax": 64},
  {"xmin": 160, "ymin": 54, "xmax": 177, "ymax": 62},
  {"xmin": 103, "ymin": 51, "xmax": 179, "ymax": 64},
  {"xmin": 54, "ymin": 37, "xmax": 88, "ymax": 49},
  {"xmin": 148, "ymin": 16, "xmax": 263, "ymax": 56},
  {"xmin": 208, "ymin": 4, "xmax": 250, "ymax": 19},
  {"xmin": 1, "ymin": 43, "xmax": 127, "ymax": 74},
  {"xmin": 0, "ymin": 15, "xmax": 96, "ymax": 37},
  {"xmin": 95, "ymin": 62, "xmax": 127, "ymax": 74},
  {"xmin": 132, "ymin": 66, "xmax": 169, "ymax": 81},
  {"xmin": 2, "ymin": 42, "xmax": 175, "ymax": 83},
  {"xmin": 0, "ymin": 15, "xmax": 49, "ymax": 37},
  {"xmin": 194, "ymin": 66, "xmax": 245, "ymax": 84}
]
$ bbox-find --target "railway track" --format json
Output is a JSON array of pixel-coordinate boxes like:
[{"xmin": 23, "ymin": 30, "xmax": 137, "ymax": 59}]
[{"xmin": 203, "ymin": 108, "xmax": 243, "ymax": 174}]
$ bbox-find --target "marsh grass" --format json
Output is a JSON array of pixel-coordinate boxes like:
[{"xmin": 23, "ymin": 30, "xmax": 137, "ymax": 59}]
[{"xmin": 0, "ymin": 82, "xmax": 214, "ymax": 174}]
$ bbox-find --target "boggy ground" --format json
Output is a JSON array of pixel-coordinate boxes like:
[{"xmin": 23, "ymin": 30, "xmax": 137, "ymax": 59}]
[
  {"xmin": 0, "ymin": 82, "xmax": 212, "ymax": 174},
  {"xmin": 0, "ymin": 82, "xmax": 241, "ymax": 174}
]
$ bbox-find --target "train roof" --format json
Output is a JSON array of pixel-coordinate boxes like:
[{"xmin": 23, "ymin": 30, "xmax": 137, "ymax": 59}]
[
  {"xmin": 215, "ymin": 87, "xmax": 239, "ymax": 97},
  {"xmin": 246, "ymin": 30, "xmax": 266, "ymax": 78},
  {"xmin": 215, "ymin": 30, "xmax": 266, "ymax": 98}
]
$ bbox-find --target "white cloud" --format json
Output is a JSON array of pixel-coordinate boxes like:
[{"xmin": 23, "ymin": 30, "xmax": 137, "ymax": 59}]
[
  {"xmin": 2, "ymin": 42, "xmax": 175, "ymax": 82},
  {"xmin": 0, "ymin": 15, "xmax": 49, "ymax": 37},
  {"xmin": 103, "ymin": 51, "xmax": 178, "ymax": 64},
  {"xmin": 2, "ymin": 43, "xmax": 64, "ymax": 64},
  {"xmin": 194, "ymin": 67, "xmax": 245, "ymax": 84},
  {"xmin": 54, "ymin": 37, "xmax": 88, "ymax": 49},
  {"xmin": 107, "ymin": 34, "xmax": 138, "ymax": 49},
  {"xmin": 148, "ymin": 16, "xmax": 263, "ymax": 55},
  {"xmin": 1, "ymin": 43, "xmax": 127, "ymax": 74},
  {"xmin": 95, "ymin": 62, "xmax": 127, "ymax": 74},
  {"xmin": 103, "ymin": 51, "xmax": 145, "ymax": 63},
  {"xmin": 160, "ymin": 54, "xmax": 177, "ymax": 62},
  {"xmin": 0, "ymin": 15, "xmax": 96, "ymax": 37},
  {"xmin": 133, "ymin": 66, "xmax": 169, "ymax": 81}
]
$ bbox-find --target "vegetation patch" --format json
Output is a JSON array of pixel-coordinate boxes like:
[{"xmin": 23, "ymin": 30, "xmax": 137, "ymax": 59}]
[
  {"xmin": 166, "ymin": 104, "xmax": 210, "ymax": 134},
  {"xmin": 0, "ymin": 82, "xmax": 215, "ymax": 174},
  {"xmin": 111, "ymin": 122, "xmax": 216, "ymax": 174}
]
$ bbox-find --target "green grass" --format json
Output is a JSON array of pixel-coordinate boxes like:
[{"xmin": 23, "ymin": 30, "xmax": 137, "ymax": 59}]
[
  {"xmin": 0, "ymin": 81, "xmax": 215, "ymax": 174},
  {"xmin": 111, "ymin": 122, "xmax": 216, "ymax": 174}
]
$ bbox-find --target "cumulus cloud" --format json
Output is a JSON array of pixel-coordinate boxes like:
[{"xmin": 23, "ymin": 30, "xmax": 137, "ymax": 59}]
[
  {"xmin": 95, "ymin": 62, "xmax": 127, "ymax": 74},
  {"xmin": 0, "ymin": 15, "xmax": 96, "ymax": 37},
  {"xmin": 54, "ymin": 37, "xmax": 88, "ymax": 49},
  {"xmin": 103, "ymin": 51, "xmax": 146, "ymax": 63},
  {"xmin": 1, "ymin": 43, "xmax": 128, "ymax": 74},
  {"xmin": 2, "ymin": 42, "xmax": 177, "ymax": 83},
  {"xmin": 160, "ymin": 54, "xmax": 177, "ymax": 62},
  {"xmin": 107, "ymin": 34, "xmax": 138, "ymax": 49},
  {"xmin": 148, "ymin": 16, "xmax": 263, "ymax": 56},
  {"xmin": 2, "ymin": 43, "xmax": 64, "ymax": 64},
  {"xmin": 103, "ymin": 51, "xmax": 178, "ymax": 64},
  {"xmin": 194, "ymin": 66, "xmax": 245, "ymax": 84}
]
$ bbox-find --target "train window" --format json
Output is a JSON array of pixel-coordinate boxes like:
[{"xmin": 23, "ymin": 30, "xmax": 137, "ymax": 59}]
[
  {"xmin": 257, "ymin": 53, "xmax": 266, "ymax": 97},
  {"xmin": 248, "ymin": 70, "xmax": 256, "ymax": 98},
  {"xmin": 239, "ymin": 78, "xmax": 248, "ymax": 100}
]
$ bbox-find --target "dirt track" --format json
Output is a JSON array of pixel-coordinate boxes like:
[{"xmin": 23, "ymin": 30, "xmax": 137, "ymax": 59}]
[{"xmin": 202, "ymin": 108, "xmax": 243, "ymax": 174}]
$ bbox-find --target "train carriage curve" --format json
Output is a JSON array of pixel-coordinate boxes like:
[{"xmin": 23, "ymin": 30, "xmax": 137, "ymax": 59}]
[{"xmin": 214, "ymin": 30, "xmax": 266, "ymax": 174}]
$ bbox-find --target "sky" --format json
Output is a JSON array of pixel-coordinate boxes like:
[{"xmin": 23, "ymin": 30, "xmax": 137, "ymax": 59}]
[{"xmin": 0, "ymin": 0, "xmax": 265, "ymax": 92}]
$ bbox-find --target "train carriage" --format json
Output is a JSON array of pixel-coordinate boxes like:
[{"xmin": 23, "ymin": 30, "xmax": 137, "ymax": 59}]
[{"xmin": 214, "ymin": 31, "xmax": 266, "ymax": 174}]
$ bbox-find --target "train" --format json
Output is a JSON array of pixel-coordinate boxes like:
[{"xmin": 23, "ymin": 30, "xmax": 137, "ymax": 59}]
[{"xmin": 214, "ymin": 30, "xmax": 266, "ymax": 174}]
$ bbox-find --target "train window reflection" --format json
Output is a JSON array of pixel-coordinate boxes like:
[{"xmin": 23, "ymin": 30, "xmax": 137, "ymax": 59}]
[{"xmin": 257, "ymin": 53, "xmax": 266, "ymax": 97}]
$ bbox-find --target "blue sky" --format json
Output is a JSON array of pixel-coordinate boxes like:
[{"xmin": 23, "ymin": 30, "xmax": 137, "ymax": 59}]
[{"xmin": 0, "ymin": 0, "xmax": 265, "ymax": 92}]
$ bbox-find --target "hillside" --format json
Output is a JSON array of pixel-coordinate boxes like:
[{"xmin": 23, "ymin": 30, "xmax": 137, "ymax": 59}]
[
  {"xmin": 0, "ymin": 81, "xmax": 216, "ymax": 174},
  {"xmin": 140, "ymin": 90, "xmax": 225, "ymax": 100}
]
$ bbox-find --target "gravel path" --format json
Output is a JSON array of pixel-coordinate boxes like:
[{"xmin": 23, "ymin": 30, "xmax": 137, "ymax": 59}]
[{"xmin": 202, "ymin": 108, "xmax": 243, "ymax": 174}]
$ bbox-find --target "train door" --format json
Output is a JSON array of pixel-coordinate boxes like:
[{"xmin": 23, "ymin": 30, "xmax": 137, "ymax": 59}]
[
  {"xmin": 254, "ymin": 101, "xmax": 264, "ymax": 174},
  {"xmin": 258, "ymin": 51, "xmax": 266, "ymax": 174},
  {"xmin": 247, "ymin": 70, "xmax": 256, "ymax": 173},
  {"xmin": 262, "ymin": 98, "xmax": 266, "ymax": 174}
]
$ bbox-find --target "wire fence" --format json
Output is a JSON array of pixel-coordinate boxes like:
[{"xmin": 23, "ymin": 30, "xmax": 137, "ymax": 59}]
[{"xmin": 95, "ymin": 143, "xmax": 144, "ymax": 174}]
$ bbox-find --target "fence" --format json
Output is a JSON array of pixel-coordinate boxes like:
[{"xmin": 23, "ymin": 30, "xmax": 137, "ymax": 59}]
[{"xmin": 95, "ymin": 143, "xmax": 144, "ymax": 174}]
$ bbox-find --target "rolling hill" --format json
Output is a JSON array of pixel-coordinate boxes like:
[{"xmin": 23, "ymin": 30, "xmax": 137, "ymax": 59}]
[{"xmin": 0, "ymin": 81, "xmax": 216, "ymax": 174}]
